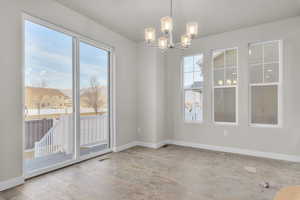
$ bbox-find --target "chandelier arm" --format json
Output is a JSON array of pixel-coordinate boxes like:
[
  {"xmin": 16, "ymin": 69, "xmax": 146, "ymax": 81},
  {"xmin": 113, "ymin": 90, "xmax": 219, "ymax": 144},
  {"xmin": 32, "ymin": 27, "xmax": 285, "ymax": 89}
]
[
  {"xmin": 146, "ymin": 42, "xmax": 185, "ymax": 49},
  {"xmin": 174, "ymin": 46, "xmax": 185, "ymax": 50},
  {"xmin": 174, "ymin": 42, "xmax": 189, "ymax": 50},
  {"xmin": 145, "ymin": 42, "xmax": 159, "ymax": 48},
  {"xmin": 174, "ymin": 42, "xmax": 183, "ymax": 48}
]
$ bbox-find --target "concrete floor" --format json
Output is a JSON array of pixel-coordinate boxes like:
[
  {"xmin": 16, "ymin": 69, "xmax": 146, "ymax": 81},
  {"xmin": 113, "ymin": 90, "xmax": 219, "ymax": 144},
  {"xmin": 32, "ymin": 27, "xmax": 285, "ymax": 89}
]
[{"xmin": 1, "ymin": 145, "xmax": 300, "ymax": 200}]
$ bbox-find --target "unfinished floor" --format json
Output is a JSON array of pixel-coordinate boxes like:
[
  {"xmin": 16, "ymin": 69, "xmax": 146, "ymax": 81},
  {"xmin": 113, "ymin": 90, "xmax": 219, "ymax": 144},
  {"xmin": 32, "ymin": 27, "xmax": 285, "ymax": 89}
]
[{"xmin": 1, "ymin": 145, "xmax": 300, "ymax": 200}]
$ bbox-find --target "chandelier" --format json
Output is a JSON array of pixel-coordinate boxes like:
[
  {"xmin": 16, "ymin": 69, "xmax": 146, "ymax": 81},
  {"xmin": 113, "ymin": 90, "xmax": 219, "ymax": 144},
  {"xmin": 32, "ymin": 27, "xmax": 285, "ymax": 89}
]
[{"xmin": 144, "ymin": 0, "xmax": 198, "ymax": 51}]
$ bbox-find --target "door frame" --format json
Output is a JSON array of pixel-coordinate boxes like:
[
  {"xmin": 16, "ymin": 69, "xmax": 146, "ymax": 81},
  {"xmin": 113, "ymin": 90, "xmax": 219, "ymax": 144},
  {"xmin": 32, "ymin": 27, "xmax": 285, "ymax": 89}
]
[{"xmin": 21, "ymin": 13, "xmax": 116, "ymax": 179}]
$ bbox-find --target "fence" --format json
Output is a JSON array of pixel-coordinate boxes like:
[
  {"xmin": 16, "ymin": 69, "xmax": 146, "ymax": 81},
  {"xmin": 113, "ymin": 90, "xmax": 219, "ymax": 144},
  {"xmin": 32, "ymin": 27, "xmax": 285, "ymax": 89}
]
[{"xmin": 24, "ymin": 119, "xmax": 53, "ymax": 150}]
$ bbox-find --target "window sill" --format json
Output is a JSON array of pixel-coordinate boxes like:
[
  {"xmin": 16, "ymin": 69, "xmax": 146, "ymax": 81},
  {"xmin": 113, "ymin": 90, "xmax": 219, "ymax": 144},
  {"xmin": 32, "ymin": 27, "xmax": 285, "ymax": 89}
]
[
  {"xmin": 213, "ymin": 122, "xmax": 238, "ymax": 127},
  {"xmin": 249, "ymin": 123, "xmax": 282, "ymax": 128},
  {"xmin": 184, "ymin": 120, "xmax": 203, "ymax": 125}
]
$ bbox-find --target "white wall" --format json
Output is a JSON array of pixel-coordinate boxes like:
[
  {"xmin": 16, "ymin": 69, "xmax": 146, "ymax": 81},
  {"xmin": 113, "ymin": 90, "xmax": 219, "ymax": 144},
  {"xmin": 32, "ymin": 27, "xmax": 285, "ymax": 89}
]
[
  {"xmin": 166, "ymin": 16, "xmax": 300, "ymax": 156},
  {"xmin": 136, "ymin": 44, "xmax": 170, "ymax": 143},
  {"xmin": 136, "ymin": 45, "xmax": 157, "ymax": 142},
  {"xmin": 0, "ymin": 0, "xmax": 137, "ymax": 182}
]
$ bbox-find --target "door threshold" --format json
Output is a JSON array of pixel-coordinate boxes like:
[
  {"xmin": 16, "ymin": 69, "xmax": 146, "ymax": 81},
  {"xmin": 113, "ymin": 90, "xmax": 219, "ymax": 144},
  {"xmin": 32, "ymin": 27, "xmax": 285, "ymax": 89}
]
[{"xmin": 24, "ymin": 148, "xmax": 113, "ymax": 179}]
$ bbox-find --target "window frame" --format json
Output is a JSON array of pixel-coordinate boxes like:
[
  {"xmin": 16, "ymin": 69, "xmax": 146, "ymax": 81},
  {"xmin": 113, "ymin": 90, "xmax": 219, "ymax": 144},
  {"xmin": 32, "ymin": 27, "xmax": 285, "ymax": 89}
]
[
  {"xmin": 181, "ymin": 53, "xmax": 204, "ymax": 124},
  {"xmin": 248, "ymin": 40, "xmax": 283, "ymax": 128},
  {"xmin": 211, "ymin": 47, "xmax": 239, "ymax": 126}
]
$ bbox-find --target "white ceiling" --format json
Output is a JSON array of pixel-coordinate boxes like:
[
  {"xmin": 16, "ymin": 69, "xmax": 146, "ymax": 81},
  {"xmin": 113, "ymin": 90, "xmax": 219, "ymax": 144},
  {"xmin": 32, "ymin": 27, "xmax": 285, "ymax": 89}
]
[{"xmin": 55, "ymin": 0, "xmax": 300, "ymax": 42}]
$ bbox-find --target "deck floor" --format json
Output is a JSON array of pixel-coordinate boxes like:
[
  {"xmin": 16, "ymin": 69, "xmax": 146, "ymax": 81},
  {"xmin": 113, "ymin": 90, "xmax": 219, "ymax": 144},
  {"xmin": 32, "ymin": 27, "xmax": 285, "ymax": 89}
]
[
  {"xmin": 2, "ymin": 145, "xmax": 300, "ymax": 200},
  {"xmin": 24, "ymin": 144, "xmax": 108, "ymax": 173}
]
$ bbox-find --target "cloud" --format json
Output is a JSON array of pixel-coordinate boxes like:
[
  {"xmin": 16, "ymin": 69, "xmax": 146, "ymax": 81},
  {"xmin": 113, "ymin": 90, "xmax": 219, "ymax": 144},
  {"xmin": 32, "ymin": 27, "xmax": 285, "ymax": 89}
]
[
  {"xmin": 25, "ymin": 44, "xmax": 72, "ymax": 88},
  {"xmin": 80, "ymin": 62, "xmax": 108, "ymax": 87},
  {"xmin": 25, "ymin": 44, "xmax": 108, "ymax": 89}
]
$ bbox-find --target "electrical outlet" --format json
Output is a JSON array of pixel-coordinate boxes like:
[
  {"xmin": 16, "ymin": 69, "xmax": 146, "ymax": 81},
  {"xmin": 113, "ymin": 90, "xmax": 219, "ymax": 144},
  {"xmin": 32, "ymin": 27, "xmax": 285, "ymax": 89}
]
[{"xmin": 223, "ymin": 130, "xmax": 228, "ymax": 136}]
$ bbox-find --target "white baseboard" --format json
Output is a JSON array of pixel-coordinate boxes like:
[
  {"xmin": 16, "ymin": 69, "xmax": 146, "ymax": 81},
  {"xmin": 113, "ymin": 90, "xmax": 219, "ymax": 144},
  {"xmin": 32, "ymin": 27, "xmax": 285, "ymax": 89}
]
[
  {"xmin": 136, "ymin": 140, "xmax": 170, "ymax": 149},
  {"xmin": 113, "ymin": 140, "xmax": 170, "ymax": 152},
  {"xmin": 112, "ymin": 140, "xmax": 300, "ymax": 162},
  {"xmin": 170, "ymin": 140, "xmax": 300, "ymax": 163},
  {"xmin": 113, "ymin": 142, "xmax": 138, "ymax": 152},
  {"xmin": 0, "ymin": 176, "xmax": 24, "ymax": 192}
]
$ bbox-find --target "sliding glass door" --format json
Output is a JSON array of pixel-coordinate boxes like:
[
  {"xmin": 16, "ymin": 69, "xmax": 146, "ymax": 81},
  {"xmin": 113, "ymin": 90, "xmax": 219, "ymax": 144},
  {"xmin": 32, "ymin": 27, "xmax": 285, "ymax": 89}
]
[
  {"xmin": 79, "ymin": 41, "xmax": 110, "ymax": 157},
  {"xmin": 23, "ymin": 17, "xmax": 111, "ymax": 176}
]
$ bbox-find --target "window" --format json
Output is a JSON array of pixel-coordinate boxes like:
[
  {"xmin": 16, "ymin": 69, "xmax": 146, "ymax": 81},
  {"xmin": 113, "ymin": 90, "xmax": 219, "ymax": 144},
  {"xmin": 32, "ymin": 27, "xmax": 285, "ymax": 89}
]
[
  {"xmin": 212, "ymin": 48, "xmax": 238, "ymax": 124},
  {"xmin": 183, "ymin": 54, "xmax": 204, "ymax": 122},
  {"xmin": 249, "ymin": 41, "xmax": 281, "ymax": 126}
]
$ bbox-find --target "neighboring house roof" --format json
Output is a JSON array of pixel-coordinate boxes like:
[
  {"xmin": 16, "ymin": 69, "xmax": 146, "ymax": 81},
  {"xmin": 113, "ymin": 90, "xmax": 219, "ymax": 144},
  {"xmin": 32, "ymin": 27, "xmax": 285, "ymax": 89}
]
[
  {"xmin": 192, "ymin": 81, "xmax": 203, "ymax": 88},
  {"xmin": 60, "ymin": 89, "xmax": 73, "ymax": 98},
  {"xmin": 26, "ymin": 87, "xmax": 69, "ymax": 98},
  {"xmin": 187, "ymin": 81, "xmax": 203, "ymax": 89}
]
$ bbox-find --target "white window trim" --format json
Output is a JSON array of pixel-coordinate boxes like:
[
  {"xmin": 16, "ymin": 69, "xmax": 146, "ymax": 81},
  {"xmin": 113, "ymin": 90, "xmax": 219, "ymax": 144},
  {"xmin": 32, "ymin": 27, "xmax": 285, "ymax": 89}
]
[
  {"xmin": 181, "ymin": 53, "xmax": 204, "ymax": 124},
  {"xmin": 248, "ymin": 40, "xmax": 283, "ymax": 128},
  {"xmin": 211, "ymin": 47, "xmax": 239, "ymax": 126}
]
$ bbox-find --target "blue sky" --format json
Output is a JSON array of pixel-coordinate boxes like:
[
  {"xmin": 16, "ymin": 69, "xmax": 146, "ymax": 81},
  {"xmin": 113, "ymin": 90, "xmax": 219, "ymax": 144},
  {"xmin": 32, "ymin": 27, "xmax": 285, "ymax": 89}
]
[{"xmin": 25, "ymin": 21, "xmax": 108, "ymax": 90}]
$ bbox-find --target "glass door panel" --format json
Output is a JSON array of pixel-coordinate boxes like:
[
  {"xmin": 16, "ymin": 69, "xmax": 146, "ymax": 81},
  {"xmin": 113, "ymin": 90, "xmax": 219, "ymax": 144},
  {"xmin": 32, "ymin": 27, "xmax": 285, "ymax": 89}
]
[
  {"xmin": 79, "ymin": 41, "xmax": 109, "ymax": 156},
  {"xmin": 24, "ymin": 21, "xmax": 74, "ymax": 173}
]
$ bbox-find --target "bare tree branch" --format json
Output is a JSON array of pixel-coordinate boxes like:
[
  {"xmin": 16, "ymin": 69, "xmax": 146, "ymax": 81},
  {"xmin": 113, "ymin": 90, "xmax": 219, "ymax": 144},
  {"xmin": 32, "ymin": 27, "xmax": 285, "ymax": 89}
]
[{"xmin": 83, "ymin": 77, "xmax": 105, "ymax": 114}]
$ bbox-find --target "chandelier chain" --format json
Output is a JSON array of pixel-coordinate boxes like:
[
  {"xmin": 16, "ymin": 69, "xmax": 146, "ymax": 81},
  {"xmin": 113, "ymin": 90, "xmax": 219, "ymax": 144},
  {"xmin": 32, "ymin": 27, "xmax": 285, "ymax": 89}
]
[{"xmin": 170, "ymin": 0, "xmax": 173, "ymax": 17}]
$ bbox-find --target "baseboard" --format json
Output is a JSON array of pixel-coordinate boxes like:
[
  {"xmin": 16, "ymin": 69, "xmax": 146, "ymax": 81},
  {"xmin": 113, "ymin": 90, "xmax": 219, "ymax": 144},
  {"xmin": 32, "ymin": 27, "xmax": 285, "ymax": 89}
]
[
  {"xmin": 113, "ymin": 140, "xmax": 170, "ymax": 152},
  {"xmin": 113, "ymin": 140, "xmax": 300, "ymax": 162},
  {"xmin": 113, "ymin": 141, "xmax": 138, "ymax": 152},
  {"xmin": 170, "ymin": 140, "xmax": 300, "ymax": 163},
  {"xmin": 136, "ymin": 140, "xmax": 170, "ymax": 149},
  {"xmin": 0, "ymin": 176, "xmax": 24, "ymax": 191}
]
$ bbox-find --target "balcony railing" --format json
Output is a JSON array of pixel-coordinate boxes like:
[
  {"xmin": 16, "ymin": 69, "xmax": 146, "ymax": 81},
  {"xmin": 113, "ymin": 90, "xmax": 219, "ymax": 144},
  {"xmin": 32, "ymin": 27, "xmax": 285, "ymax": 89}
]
[{"xmin": 33, "ymin": 114, "xmax": 108, "ymax": 158}]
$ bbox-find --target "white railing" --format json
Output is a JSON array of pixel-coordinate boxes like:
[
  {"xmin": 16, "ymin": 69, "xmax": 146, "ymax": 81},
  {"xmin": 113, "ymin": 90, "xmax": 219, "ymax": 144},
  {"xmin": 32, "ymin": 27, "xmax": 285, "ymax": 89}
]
[
  {"xmin": 185, "ymin": 108, "xmax": 203, "ymax": 121},
  {"xmin": 34, "ymin": 114, "xmax": 108, "ymax": 158},
  {"xmin": 80, "ymin": 114, "xmax": 108, "ymax": 146},
  {"xmin": 34, "ymin": 115, "xmax": 72, "ymax": 158}
]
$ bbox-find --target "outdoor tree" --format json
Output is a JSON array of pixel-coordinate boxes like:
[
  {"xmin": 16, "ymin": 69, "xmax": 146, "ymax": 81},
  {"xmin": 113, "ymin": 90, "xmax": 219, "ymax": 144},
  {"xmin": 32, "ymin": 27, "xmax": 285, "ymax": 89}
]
[
  {"xmin": 39, "ymin": 79, "xmax": 48, "ymax": 88},
  {"xmin": 83, "ymin": 77, "xmax": 105, "ymax": 114},
  {"xmin": 32, "ymin": 78, "xmax": 48, "ymax": 116},
  {"xmin": 32, "ymin": 95, "xmax": 46, "ymax": 116}
]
